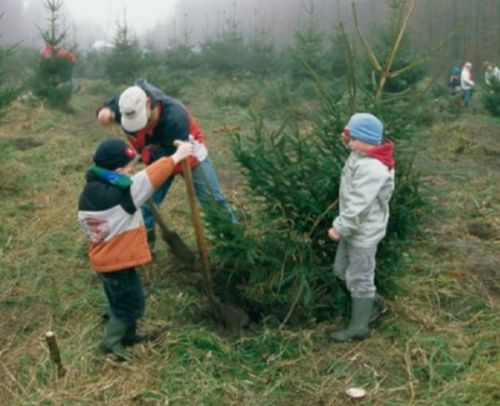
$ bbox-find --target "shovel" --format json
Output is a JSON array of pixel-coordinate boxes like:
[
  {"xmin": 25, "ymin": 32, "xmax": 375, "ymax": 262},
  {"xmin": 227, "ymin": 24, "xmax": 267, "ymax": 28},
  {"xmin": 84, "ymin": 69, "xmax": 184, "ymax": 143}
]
[
  {"xmin": 179, "ymin": 158, "xmax": 249, "ymax": 330},
  {"xmin": 147, "ymin": 199, "xmax": 196, "ymax": 264}
]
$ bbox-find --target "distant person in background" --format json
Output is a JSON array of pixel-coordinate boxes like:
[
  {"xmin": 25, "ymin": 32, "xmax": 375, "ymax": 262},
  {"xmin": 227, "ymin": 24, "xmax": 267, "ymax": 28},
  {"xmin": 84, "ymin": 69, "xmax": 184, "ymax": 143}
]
[
  {"xmin": 460, "ymin": 62, "xmax": 475, "ymax": 108},
  {"xmin": 96, "ymin": 79, "xmax": 237, "ymax": 251},
  {"xmin": 40, "ymin": 43, "xmax": 78, "ymax": 91},
  {"xmin": 448, "ymin": 66, "xmax": 462, "ymax": 109},
  {"xmin": 39, "ymin": 44, "xmax": 53, "ymax": 59},
  {"xmin": 483, "ymin": 61, "xmax": 500, "ymax": 87}
]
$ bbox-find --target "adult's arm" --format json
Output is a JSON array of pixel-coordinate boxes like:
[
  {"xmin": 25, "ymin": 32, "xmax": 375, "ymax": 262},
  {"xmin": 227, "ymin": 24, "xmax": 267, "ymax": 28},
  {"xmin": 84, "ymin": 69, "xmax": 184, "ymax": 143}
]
[{"xmin": 96, "ymin": 96, "xmax": 121, "ymax": 125}]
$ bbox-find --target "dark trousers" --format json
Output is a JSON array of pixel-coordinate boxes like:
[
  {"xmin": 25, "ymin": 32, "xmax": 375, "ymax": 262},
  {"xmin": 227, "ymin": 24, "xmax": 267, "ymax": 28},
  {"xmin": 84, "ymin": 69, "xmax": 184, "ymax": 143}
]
[{"xmin": 98, "ymin": 268, "xmax": 145, "ymax": 325}]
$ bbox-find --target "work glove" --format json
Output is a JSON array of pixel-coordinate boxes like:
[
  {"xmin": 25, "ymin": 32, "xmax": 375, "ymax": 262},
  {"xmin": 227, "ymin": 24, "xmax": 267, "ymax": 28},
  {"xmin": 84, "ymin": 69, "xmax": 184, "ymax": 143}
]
[
  {"xmin": 189, "ymin": 134, "xmax": 208, "ymax": 162},
  {"xmin": 171, "ymin": 141, "xmax": 194, "ymax": 164}
]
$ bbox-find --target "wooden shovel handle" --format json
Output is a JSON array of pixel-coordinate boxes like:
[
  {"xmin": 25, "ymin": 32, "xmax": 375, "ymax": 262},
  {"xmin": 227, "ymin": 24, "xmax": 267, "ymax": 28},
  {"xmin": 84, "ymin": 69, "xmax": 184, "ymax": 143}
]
[
  {"xmin": 181, "ymin": 160, "xmax": 212, "ymax": 279},
  {"xmin": 147, "ymin": 199, "xmax": 173, "ymax": 236}
]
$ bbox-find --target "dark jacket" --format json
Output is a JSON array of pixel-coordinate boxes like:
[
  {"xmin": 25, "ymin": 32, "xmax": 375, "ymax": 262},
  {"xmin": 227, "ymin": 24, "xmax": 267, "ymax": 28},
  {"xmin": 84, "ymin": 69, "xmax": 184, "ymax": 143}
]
[
  {"xmin": 77, "ymin": 157, "xmax": 176, "ymax": 272},
  {"xmin": 102, "ymin": 80, "xmax": 202, "ymax": 161}
]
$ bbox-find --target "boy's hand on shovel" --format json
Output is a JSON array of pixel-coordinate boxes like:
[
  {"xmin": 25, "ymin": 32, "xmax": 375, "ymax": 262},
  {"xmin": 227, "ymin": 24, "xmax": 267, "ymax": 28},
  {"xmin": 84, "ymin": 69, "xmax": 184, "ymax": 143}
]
[{"xmin": 172, "ymin": 140, "xmax": 194, "ymax": 164}]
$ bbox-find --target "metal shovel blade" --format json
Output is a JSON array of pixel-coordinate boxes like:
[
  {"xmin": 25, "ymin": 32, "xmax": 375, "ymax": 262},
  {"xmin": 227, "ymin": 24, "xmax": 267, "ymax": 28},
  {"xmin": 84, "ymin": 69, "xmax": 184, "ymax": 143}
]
[{"xmin": 147, "ymin": 199, "xmax": 196, "ymax": 264}]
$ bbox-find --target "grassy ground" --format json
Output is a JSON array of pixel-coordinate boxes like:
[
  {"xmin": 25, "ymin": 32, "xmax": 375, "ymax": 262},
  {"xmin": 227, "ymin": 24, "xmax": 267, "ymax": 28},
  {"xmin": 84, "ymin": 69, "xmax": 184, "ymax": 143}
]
[{"xmin": 0, "ymin": 80, "xmax": 498, "ymax": 405}]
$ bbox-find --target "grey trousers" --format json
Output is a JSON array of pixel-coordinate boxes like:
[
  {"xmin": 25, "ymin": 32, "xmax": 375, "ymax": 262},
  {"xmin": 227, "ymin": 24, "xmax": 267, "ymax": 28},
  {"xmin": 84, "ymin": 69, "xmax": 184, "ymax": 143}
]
[{"xmin": 333, "ymin": 239, "xmax": 377, "ymax": 298}]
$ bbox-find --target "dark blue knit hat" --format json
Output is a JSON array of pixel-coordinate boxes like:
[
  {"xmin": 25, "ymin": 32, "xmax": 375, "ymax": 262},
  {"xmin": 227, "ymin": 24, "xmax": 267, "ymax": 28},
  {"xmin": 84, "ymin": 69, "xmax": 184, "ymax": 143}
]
[
  {"xmin": 93, "ymin": 139, "xmax": 137, "ymax": 170},
  {"xmin": 346, "ymin": 113, "xmax": 383, "ymax": 145}
]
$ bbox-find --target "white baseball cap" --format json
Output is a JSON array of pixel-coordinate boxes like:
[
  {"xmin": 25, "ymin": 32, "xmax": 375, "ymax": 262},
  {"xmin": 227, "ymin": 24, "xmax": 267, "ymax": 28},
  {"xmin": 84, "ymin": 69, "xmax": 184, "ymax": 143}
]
[{"xmin": 118, "ymin": 86, "xmax": 148, "ymax": 132}]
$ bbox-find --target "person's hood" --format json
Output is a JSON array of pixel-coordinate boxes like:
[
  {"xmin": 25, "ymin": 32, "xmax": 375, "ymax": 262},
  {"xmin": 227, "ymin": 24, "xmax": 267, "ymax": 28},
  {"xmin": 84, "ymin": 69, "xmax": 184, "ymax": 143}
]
[{"xmin": 365, "ymin": 140, "xmax": 395, "ymax": 170}]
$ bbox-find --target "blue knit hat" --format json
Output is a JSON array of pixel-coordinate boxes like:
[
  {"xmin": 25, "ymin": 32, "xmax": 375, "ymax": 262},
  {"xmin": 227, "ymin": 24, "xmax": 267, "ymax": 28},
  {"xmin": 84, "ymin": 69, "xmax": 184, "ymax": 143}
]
[{"xmin": 346, "ymin": 113, "xmax": 383, "ymax": 145}]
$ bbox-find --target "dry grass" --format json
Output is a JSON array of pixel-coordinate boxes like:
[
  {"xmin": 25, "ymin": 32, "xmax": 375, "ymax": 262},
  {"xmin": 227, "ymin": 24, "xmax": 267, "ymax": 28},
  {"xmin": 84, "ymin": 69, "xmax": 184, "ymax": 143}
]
[{"xmin": 0, "ymin": 81, "xmax": 499, "ymax": 405}]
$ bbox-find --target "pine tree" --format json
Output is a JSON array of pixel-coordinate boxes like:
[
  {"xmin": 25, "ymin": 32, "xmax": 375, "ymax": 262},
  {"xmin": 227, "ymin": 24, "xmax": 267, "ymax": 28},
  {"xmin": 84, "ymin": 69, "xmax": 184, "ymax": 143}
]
[
  {"xmin": 329, "ymin": 29, "xmax": 350, "ymax": 78},
  {"xmin": 105, "ymin": 18, "xmax": 142, "ymax": 86},
  {"xmin": 205, "ymin": 0, "xmax": 428, "ymax": 324},
  {"xmin": 247, "ymin": 28, "xmax": 278, "ymax": 78},
  {"xmin": 0, "ymin": 14, "xmax": 20, "ymax": 118},
  {"xmin": 289, "ymin": 2, "xmax": 329, "ymax": 85},
  {"xmin": 200, "ymin": 24, "xmax": 247, "ymax": 77},
  {"xmin": 32, "ymin": 0, "xmax": 75, "ymax": 111},
  {"xmin": 163, "ymin": 13, "xmax": 198, "ymax": 73},
  {"xmin": 482, "ymin": 78, "xmax": 500, "ymax": 117},
  {"xmin": 366, "ymin": 1, "xmax": 426, "ymax": 94}
]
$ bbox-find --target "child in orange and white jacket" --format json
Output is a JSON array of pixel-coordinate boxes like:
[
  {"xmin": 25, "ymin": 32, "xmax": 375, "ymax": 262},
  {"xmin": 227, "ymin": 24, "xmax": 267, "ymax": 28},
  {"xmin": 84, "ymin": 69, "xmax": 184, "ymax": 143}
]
[{"xmin": 78, "ymin": 138, "xmax": 192, "ymax": 360}]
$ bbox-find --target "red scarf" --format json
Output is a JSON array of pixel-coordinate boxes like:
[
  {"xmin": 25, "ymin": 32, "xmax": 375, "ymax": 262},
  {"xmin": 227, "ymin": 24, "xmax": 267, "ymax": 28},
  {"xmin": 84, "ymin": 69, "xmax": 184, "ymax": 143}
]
[{"xmin": 365, "ymin": 140, "xmax": 395, "ymax": 170}]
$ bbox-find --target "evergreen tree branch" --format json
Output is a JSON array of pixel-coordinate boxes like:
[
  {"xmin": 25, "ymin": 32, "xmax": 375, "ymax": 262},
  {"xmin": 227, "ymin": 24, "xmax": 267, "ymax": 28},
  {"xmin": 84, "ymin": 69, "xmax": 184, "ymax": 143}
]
[
  {"xmin": 388, "ymin": 27, "xmax": 458, "ymax": 78},
  {"xmin": 352, "ymin": 2, "xmax": 381, "ymax": 72},
  {"xmin": 374, "ymin": 0, "xmax": 417, "ymax": 101}
]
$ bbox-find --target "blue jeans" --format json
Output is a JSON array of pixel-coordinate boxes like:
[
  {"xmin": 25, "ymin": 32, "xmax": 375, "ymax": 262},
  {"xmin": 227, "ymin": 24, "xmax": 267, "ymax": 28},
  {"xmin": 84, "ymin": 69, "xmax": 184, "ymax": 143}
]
[
  {"xmin": 462, "ymin": 88, "xmax": 472, "ymax": 108},
  {"xmin": 142, "ymin": 157, "xmax": 237, "ymax": 230},
  {"xmin": 98, "ymin": 268, "xmax": 145, "ymax": 324}
]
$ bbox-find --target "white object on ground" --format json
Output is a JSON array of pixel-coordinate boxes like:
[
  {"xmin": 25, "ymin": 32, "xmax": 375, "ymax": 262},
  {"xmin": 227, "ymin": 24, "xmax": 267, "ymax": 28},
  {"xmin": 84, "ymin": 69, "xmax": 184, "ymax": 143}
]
[{"xmin": 346, "ymin": 387, "xmax": 367, "ymax": 399}]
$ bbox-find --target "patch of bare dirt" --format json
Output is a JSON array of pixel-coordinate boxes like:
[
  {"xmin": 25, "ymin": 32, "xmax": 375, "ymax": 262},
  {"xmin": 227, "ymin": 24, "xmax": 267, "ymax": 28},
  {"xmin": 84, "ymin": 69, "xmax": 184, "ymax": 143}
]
[
  {"xmin": 467, "ymin": 221, "xmax": 499, "ymax": 241},
  {"xmin": 9, "ymin": 137, "xmax": 43, "ymax": 151}
]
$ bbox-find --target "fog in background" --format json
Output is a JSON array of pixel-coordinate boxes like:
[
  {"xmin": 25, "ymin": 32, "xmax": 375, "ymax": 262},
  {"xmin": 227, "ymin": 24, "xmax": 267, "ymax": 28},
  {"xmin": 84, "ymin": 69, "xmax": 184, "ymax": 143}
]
[
  {"xmin": 0, "ymin": 0, "xmax": 179, "ymax": 47},
  {"xmin": 150, "ymin": 0, "xmax": 374, "ymax": 49},
  {"xmin": 0, "ymin": 0, "xmax": 377, "ymax": 49},
  {"xmin": 1, "ymin": 0, "xmax": 499, "ymax": 67}
]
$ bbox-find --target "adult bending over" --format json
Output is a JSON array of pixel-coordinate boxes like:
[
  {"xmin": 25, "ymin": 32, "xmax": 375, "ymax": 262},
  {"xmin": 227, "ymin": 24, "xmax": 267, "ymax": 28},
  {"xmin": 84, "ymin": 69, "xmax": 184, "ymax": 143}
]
[{"xmin": 97, "ymin": 79, "xmax": 237, "ymax": 249}]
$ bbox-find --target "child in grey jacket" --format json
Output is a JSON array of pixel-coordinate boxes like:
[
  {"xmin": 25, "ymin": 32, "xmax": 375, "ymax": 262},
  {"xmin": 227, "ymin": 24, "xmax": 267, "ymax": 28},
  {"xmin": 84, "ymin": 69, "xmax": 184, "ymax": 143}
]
[{"xmin": 328, "ymin": 113, "xmax": 395, "ymax": 342}]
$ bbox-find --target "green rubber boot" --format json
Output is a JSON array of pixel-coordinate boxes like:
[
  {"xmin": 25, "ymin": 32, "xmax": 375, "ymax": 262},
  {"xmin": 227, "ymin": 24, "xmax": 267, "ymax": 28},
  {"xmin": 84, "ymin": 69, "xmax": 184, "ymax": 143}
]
[
  {"xmin": 100, "ymin": 316, "xmax": 131, "ymax": 361},
  {"xmin": 370, "ymin": 295, "xmax": 386, "ymax": 324},
  {"xmin": 331, "ymin": 297, "xmax": 374, "ymax": 342},
  {"xmin": 122, "ymin": 322, "xmax": 148, "ymax": 347}
]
